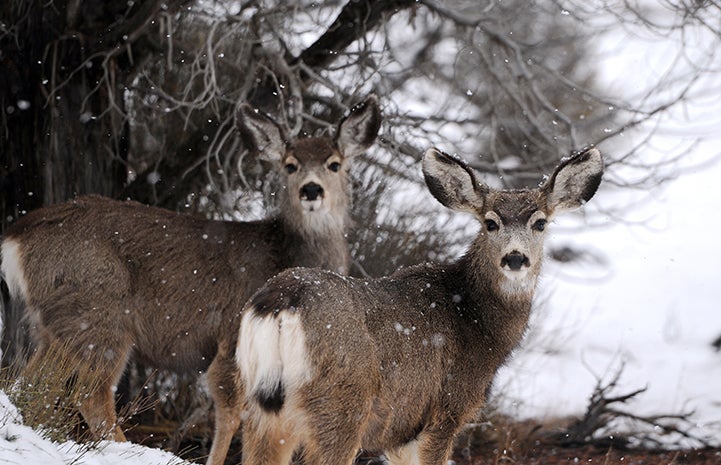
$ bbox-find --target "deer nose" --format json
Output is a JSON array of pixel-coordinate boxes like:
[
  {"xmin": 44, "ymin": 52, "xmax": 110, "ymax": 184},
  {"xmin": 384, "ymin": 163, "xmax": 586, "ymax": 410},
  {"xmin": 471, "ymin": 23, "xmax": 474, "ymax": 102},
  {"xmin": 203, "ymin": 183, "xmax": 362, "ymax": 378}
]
[
  {"xmin": 300, "ymin": 182, "xmax": 324, "ymax": 201},
  {"xmin": 501, "ymin": 251, "xmax": 530, "ymax": 271}
]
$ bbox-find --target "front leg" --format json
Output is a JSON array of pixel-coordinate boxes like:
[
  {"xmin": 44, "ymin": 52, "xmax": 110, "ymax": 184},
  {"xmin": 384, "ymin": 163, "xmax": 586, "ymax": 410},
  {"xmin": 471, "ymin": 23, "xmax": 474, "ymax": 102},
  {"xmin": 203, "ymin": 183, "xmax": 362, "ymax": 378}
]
[
  {"xmin": 385, "ymin": 421, "xmax": 458, "ymax": 465},
  {"xmin": 206, "ymin": 341, "xmax": 243, "ymax": 465}
]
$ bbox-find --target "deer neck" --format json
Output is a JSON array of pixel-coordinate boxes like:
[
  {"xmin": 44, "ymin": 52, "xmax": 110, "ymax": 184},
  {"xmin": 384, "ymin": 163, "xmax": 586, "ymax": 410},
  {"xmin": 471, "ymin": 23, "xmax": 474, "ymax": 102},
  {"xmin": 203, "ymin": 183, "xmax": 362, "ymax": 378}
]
[
  {"xmin": 451, "ymin": 242, "xmax": 537, "ymax": 352},
  {"xmin": 277, "ymin": 214, "xmax": 350, "ymax": 275},
  {"xmin": 466, "ymin": 233, "xmax": 540, "ymax": 303}
]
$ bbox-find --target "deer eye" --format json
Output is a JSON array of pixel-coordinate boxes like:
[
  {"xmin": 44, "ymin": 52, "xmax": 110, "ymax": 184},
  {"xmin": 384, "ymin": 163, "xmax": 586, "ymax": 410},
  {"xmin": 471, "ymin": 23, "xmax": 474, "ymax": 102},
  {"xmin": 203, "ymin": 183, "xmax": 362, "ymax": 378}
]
[
  {"xmin": 328, "ymin": 161, "xmax": 341, "ymax": 172},
  {"xmin": 484, "ymin": 219, "xmax": 499, "ymax": 232},
  {"xmin": 532, "ymin": 219, "xmax": 547, "ymax": 232},
  {"xmin": 285, "ymin": 163, "xmax": 298, "ymax": 174}
]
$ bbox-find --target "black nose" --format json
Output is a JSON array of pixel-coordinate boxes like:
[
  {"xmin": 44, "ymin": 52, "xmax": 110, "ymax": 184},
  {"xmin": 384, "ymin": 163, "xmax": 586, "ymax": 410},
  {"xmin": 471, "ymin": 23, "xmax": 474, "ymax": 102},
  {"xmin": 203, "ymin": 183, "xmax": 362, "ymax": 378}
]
[
  {"xmin": 300, "ymin": 182, "xmax": 324, "ymax": 201},
  {"xmin": 501, "ymin": 251, "xmax": 530, "ymax": 271}
]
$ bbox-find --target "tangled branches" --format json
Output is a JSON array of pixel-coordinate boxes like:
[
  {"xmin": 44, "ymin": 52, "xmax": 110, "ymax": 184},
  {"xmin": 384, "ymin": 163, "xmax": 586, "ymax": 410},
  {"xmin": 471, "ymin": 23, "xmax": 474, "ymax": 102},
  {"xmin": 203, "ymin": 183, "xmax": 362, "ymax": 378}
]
[{"xmin": 553, "ymin": 363, "xmax": 711, "ymax": 450}]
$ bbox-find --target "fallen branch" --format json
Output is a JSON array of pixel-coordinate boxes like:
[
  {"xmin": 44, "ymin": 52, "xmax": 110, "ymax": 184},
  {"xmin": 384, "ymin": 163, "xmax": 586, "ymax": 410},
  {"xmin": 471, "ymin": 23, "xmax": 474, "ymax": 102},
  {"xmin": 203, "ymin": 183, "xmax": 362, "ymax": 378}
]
[{"xmin": 552, "ymin": 363, "xmax": 710, "ymax": 450}]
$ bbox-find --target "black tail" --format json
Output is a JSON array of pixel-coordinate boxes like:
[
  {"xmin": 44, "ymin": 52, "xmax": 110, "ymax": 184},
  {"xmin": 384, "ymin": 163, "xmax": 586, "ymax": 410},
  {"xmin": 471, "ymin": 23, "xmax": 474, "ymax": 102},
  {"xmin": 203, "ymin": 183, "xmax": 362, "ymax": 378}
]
[
  {"xmin": 0, "ymin": 273, "xmax": 10, "ymax": 366},
  {"xmin": 0, "ymin": 275, "xmax": 31, "ymax": 369},
  {"xmin": 255, "ymin": 376, "xmax": 285, "ymax": 414}
]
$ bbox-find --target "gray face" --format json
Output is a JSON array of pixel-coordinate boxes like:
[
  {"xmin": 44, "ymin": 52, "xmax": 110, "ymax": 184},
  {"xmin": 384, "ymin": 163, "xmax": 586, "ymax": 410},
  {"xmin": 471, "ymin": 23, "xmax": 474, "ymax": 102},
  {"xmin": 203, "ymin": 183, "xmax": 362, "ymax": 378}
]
[
  {"xmin": 281, "ymin": 138, "xmax": 349, "ymax": 217},
  {"xmin": 422, "ymin": 146, "xmax": 603, "ymax": 294},
  {"xmin": 477, "ymin": 190, "xmax": 548, "ymax": 287}
]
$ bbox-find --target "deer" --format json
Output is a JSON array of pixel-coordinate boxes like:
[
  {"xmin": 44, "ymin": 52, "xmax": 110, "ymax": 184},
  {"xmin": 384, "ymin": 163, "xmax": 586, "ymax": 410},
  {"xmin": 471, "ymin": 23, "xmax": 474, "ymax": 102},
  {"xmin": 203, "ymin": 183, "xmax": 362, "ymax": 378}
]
[
  {"xmin": 237, "ymin": 146, "xmax": 603, "ymax": 465},
  {"xmin": 0, "ymin": 95, "xmax": 381, "ymax": 465}
]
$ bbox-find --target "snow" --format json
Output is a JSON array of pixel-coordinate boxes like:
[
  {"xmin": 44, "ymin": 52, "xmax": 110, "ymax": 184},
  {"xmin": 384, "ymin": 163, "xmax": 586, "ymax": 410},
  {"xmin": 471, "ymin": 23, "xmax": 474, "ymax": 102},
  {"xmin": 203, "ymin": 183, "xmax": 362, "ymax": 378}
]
[
  {"xmin": 493, "ymin": 9, "xmax": 721, "ymax": 446},
  {"xmin": 0, "ymin": 392, "xmax": 191, "ymax": 465},
  {"xmin": 1, "ymin": 5, "xmax": 720, "ymax": 463}
]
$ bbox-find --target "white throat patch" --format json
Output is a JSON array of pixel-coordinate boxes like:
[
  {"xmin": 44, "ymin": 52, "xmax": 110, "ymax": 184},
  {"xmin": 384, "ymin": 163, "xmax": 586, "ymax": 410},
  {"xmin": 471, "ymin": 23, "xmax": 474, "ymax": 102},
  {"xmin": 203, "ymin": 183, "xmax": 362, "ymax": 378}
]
[
  {"xmin": 301, "ymin": 199, "xmax": 323, "ymax": 212},
  {"xmin": 499, "ymin": 271, "xmax": 534, "ymax": 296}
]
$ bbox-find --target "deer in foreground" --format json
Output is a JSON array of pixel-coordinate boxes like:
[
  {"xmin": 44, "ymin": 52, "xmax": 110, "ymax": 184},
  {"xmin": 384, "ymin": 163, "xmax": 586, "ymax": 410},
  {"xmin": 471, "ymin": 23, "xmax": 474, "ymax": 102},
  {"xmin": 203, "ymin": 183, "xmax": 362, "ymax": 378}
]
[
  {"xmin": 238, "ymin": 146, "xmax": 603, "ymax": 465},
  {"xmin": 0, "ymin": 96, "xmax": 381, "ymax": 465}
]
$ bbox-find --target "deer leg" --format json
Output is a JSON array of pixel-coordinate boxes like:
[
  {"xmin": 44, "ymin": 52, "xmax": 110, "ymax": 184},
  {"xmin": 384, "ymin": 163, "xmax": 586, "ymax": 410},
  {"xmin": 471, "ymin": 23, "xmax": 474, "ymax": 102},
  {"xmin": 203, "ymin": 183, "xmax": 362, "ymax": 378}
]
[
  {"xmin": 241, "ymin": 409, "xmax": 298, "ymax": 465},
  {"xmin": 302, "ymin": 434, "xmax": 360, "ymax": 465},
  {"xmin": 76, "ymin": 380, "xmax": 127, "ymax": 441},
  {"xmin": 206, "ymin": 343, "xmax": 243, "ymax": 465},
  {"xmin": 386, "ymin": 421, "xmax": 457, "ymax": 465},
  {"xmin": 75, "ymin": 345, "xmax": 130, "ymax": 442},
  {"xmin": 300, "ymin": 393, "xmax": 369, "ymax": 465},
  {"xmin": 26, "ymin": 326, "xmax": 130, "ymax": 441},
  {"xmin": 414, "ymin": 423, "xmax": 458, "ymax": 465},
  {"xmin": 384, "ymin": 439, "xmax": 421, "ymax": 465}
]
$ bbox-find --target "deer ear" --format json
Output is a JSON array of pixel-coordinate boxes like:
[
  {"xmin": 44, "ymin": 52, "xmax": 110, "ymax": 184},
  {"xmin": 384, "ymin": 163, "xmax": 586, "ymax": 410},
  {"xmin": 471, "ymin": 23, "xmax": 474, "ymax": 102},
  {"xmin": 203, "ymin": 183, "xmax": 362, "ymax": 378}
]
[
  {"xmin": 335, "ymin": 95, "xmax": 381, "ymax": 159},
  {"xmin": 236, "ymin": 104, "xmax": 287, "ymax": 163},
  {"xmin": 422, "ymin": 148, "xmax": 486, "ymax": 213},
  {"xmin": 543, "ymin": 147, "xmax": 604, "ymax": 215}
]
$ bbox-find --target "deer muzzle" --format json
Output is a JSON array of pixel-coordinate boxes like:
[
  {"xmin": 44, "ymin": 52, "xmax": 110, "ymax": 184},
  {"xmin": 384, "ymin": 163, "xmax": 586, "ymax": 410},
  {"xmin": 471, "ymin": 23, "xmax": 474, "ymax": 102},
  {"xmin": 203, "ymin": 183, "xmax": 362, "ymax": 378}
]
[
  {"xmin": 300, "ymin": 182, "xmax": 325, "ymax": 211},
  {"xmin": 501, "ymin": 251, "xmax": 530, "ymax": 271},
  {"xmin": 300, "ymin": 182, "xmax": 324, "ymax": 201}
]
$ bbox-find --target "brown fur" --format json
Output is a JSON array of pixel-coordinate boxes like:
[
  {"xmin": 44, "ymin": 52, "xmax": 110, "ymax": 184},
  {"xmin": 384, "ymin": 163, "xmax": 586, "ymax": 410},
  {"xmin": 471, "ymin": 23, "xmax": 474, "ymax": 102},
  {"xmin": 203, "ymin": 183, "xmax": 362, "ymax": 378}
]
[
  {"xmin": 238, "ymin": 147, "xmax": 604, "ymax": 465},
  {"xmin": 0, "ymin": 96, "xmax": 381, "ymax": 465}
]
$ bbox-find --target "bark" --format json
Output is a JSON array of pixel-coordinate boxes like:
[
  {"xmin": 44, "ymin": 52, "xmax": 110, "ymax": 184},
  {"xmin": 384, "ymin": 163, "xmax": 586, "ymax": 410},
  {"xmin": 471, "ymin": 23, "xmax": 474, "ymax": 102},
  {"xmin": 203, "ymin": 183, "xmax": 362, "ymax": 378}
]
[
  {"xmin": 0, "ymin": 0, "xmax": 188, "ymax": 230},
  {"xmin": 0, "ymin": 0, "xmax": 187, "ymax": 366}
]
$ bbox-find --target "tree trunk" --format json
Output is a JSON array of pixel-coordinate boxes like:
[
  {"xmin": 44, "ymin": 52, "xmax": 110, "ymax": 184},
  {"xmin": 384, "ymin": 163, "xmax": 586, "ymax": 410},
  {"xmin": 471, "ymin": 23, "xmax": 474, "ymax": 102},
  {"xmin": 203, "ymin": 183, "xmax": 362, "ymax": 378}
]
[{"xmin": 0, "ymin": 0, "xmax": 184, "ymax": 365}]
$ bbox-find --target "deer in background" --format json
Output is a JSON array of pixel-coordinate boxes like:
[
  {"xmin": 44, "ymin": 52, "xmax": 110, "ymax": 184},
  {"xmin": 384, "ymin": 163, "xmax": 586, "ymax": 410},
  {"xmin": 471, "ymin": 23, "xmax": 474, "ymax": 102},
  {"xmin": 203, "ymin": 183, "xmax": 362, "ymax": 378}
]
[
  {"xmin": 0, "ymin": 95, "xmax": 381, "ymax": 465},
  {"xmin": 238, "ymin": 146, "xmax": 603, "ymax": 465}
]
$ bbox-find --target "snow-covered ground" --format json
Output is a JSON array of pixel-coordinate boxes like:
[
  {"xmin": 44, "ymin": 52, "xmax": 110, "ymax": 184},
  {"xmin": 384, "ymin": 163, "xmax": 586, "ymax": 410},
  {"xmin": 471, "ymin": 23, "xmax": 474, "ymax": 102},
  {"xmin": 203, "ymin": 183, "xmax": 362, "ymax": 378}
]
[
  {"xmin": 495, "ymin": 10, "xmax": 721, "ymax": 446},
  {"xmin": 0, "ymin": 391, "xmax": 192, "ymax": 464},
  {"xmin": 1, "ymin": 6, "xmax": 719, "ymax": 464}
]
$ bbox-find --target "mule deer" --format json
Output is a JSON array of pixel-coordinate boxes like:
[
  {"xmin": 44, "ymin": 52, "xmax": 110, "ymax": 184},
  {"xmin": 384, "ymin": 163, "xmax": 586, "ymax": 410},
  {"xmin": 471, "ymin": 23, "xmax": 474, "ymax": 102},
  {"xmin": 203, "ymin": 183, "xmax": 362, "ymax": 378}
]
[
  {"xmin": 0, "ymin": 95, "xmax": 381, "ymax": 465},
  {"xmin": 238, "ymin": 146, "xmax": 603, "ymax": 465}
]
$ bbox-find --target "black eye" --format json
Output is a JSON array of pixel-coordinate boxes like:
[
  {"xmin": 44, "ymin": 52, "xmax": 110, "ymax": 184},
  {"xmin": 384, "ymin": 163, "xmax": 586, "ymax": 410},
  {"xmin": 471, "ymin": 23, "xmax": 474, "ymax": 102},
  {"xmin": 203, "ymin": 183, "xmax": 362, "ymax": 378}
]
[
  {"xmin": 328, "ymin": 161, "xmax": 341, "ymax": 172},
  {"xmin": 532, "ymin": 219, "xmax": 547, "ymax": 232},
  {"xmin": 484, "ymin": 219, "xmax": 499, "ymax": 232},
  {"xmin": 285, "ymin": 163, "xmax": 298, "ymax": 174}
]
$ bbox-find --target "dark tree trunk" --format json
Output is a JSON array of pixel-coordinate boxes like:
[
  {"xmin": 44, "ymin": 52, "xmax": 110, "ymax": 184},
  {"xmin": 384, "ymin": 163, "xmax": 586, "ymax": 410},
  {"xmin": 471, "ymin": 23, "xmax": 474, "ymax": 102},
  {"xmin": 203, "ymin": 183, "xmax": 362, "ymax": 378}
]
[
  {"xmin": 0, "ymin": 0, "xmax": 186, "ymax": 366},
  {"xmin": 1, "ymin": 0, "xmax": 188, "ymax": 229}
]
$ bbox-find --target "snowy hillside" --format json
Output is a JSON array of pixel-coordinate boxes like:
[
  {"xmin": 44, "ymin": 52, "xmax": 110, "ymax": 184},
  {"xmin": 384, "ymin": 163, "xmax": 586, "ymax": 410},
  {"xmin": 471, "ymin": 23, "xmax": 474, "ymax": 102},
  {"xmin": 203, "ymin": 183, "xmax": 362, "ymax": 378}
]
[{"xmin": 0, "ymin": 390, "xmax": 191, "ymax": 465}]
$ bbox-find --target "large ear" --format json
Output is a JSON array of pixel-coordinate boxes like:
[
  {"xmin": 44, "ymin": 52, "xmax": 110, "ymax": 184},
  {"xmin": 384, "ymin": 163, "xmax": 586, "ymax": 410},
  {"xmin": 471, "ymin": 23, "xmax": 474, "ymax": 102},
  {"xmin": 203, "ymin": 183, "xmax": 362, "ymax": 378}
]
[
  {"xmin": 334, "ymin": 94, "xmax": 381, "ymax": 158},
  {"xmin": 542, "ymin": 147, "xmax": 604, "ymax": 215},
  {"xmin": 422, "ymin": 148, "xmax": 486, "ymax": 213},
  {"xmin": 236, "ymin": 104, "xmax": 287, "ymax": 163}
]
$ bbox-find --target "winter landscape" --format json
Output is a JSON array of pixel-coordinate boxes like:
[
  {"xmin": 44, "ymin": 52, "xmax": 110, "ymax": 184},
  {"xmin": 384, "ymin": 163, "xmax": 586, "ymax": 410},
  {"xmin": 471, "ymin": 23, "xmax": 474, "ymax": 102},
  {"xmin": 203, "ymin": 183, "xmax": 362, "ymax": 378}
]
[{"xmin": 1, "ymin": 1, "xmax": 720, "ymax": 464}]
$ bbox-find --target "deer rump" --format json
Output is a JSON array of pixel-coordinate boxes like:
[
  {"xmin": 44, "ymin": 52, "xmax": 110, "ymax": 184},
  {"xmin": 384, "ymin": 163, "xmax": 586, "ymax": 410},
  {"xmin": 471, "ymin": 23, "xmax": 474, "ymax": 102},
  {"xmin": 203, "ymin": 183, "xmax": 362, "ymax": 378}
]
[{"xmin": 240, "ymin": 263, "xmax": 505, "ymax": 452}]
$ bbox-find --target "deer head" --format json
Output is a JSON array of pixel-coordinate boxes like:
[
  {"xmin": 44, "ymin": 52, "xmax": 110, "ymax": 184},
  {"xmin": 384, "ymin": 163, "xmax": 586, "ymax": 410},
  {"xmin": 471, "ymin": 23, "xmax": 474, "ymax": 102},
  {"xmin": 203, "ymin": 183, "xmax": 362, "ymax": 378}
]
[
  {"xmin": 423, "ymin": 146, "xmax": 603, "ymax": 293},
  {"xmin": 236, "ymin": 96, "xmax": 381, "ymax": 236}
]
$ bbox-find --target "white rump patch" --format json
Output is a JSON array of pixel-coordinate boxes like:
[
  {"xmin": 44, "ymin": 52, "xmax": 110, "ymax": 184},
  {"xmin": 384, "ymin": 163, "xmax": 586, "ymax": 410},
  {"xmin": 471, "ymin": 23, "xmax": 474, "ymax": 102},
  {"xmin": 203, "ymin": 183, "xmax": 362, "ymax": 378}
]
[
  {"xmin": 278, "ymin": 312, "xmax": 313, "ymax": 391},
  {"xmin": 238, "ymin": 311, "xmax": 283, "ymax": 401},
  {"xmin": 1, "ymin": 239, "xmax": 29, "ymax": 300},
  {"xmin": 237, "ymin": 308, "xmax": 312, "ymax": 403}
]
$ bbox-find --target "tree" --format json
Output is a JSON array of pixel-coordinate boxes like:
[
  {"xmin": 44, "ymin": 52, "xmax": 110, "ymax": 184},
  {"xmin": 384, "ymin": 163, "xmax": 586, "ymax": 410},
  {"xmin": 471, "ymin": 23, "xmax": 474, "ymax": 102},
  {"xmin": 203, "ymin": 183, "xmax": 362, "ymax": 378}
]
[
  {"xmin": 3, "ymin": 0, "xmax": 718, "ymax": 249},
  {"xmin": 2, "ymin": 0, "xmax": 719, "ymax": 455}
]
